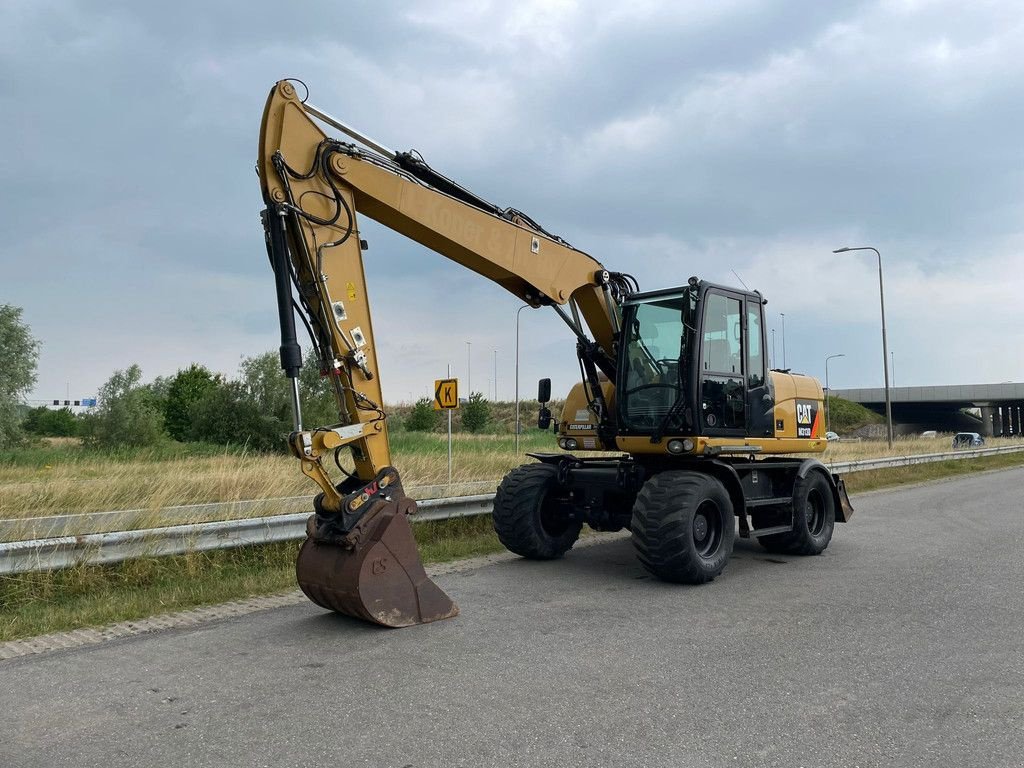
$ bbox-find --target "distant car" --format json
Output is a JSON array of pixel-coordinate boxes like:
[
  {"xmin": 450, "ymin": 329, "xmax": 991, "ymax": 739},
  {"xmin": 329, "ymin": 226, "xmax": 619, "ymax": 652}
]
[
  {"xmin": 952, "ymin": 432, "xmax": 984, "ymax": 449},
  {"xmin": 825, "ymin": 431, "xmax": 840, "ymax": 441}
]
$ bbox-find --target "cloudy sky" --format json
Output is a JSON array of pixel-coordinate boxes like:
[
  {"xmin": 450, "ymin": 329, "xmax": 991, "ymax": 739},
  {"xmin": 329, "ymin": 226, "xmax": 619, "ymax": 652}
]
[{"xmin": 4, "ymin": 0, "xmax": 1024, "ymax": 407}]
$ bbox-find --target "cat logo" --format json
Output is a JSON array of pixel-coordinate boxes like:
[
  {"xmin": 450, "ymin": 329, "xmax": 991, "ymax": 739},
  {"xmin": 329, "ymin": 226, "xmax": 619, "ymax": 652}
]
[
  {"xmin": 797, "ymin": 402, "xmax": 814, "ymax": 424},
  {"xmin": 795, "ymin": 400, "xmax": 821, "ymax": 439}
]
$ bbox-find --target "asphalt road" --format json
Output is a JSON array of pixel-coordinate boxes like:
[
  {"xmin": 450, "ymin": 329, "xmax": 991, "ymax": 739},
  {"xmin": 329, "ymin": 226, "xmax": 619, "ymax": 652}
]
[{"xmin": 3, "ymin": 469, "xmax": 1023, "ymax": 768}]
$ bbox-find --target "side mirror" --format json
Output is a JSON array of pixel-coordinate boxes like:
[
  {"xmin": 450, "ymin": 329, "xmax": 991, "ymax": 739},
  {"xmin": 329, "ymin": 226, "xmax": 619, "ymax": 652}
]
[
  {"xmin": 537, "ymin": 378, "xmax": 551, "ymax": 404},
  {"xmin": 538, "ymin": 406, "xmax": 552, "ymax": 430}
]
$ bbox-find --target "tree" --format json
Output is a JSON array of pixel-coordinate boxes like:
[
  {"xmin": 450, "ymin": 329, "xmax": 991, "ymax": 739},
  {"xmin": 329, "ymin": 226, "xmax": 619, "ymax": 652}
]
[
  {"xmin": 23, "ymin": 406, "xmax": 79, "ymax": 437},
  {"xmin": 188, "ymin": 380, "xmax": 283, "ymax": 452},
  {"xmin": 82, "ymin": 364, "xmax": 166, "ymax": 448},
  {"xmin": 0, "ymin": 305, "xmax": 39, "ymax": 447},
  {"xmin": 239, "ymin": 349, "xmax": 341, "ymax": 432},
  {"xmin": 461, "ymin": 392, "xmax": 491, "ymax": 433},
  {"xmin": 164, "ymin": 364, "xmax": 218, "ymax": 441},
  {"xmin": 406, "ymin": 397, "xmax": 439, "ymax": 431}
]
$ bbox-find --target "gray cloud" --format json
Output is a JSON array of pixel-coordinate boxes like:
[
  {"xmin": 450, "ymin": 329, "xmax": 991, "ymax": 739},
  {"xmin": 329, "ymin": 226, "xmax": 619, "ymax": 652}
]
[{"xmin": 3, "ymin": 0, "xmax": 1023, "ymax": 407}]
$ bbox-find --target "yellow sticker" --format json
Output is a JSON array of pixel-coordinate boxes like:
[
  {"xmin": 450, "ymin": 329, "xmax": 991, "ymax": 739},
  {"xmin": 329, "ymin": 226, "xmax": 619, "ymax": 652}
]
[{"xmin": 346, "ymin": 282, "xmax": 357, "ymax": 300}]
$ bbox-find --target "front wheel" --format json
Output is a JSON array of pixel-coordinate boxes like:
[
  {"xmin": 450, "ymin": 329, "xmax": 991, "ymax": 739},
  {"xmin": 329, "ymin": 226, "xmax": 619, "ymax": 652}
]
[
  {"xmin": 493, "ymin": 464, "xmax": 582, "ymax": 559},
  {"xmin": 631, "ymin": 471, "xmax": 736, "ymax": 584}
]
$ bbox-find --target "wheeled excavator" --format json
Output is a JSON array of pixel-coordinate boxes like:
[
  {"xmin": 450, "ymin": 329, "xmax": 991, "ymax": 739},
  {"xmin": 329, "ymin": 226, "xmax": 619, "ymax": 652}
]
[{"xmin": 257, "ymin": 80, "xmax": 854, "ymax": 628}]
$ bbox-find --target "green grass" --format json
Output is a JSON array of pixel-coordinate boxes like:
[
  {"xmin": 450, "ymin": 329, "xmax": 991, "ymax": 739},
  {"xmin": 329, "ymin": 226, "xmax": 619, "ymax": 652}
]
[
  {"xmin": 0, "ymin": 440, "xmax": 251, "ymax": 468},
  {"xmin": 0, "ymin": 515, "xmax": 502, "ymax": 642},
  {"xmin": 3, "ymin": 451, "xmax": 1023, "ymax": 644},
  {"xmin": 827, "ymin": 395, "xmax": 885, "ymax": 434}
]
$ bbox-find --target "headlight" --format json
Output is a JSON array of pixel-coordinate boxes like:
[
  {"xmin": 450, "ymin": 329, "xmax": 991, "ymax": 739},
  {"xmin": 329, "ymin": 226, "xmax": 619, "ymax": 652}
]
[{"xmin": 667, "ymin": 438, "xmax": 696, "ymax": 454}]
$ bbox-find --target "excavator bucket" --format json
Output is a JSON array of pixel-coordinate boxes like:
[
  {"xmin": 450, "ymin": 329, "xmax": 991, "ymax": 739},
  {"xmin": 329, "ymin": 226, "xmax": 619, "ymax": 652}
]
[{"xmin": 295, "ymin": 492, "xmax": 459, "ymax": 628}]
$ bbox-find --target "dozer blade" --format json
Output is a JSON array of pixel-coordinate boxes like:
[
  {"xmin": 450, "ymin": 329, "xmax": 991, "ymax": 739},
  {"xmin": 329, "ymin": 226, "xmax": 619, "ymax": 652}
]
[{"xmin": 296, "ymin": 494, "xmax": 459, "ymax": 628}]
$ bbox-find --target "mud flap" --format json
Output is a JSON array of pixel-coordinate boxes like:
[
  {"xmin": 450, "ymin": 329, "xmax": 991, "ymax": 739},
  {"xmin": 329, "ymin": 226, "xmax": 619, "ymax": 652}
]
[
  {"xmin": 832, "ymin": 474, "xmax": 855, "ymax": 523},
  {"xmin": 296, "ymin": 490, "xmax": 459, "ymax": 628}
]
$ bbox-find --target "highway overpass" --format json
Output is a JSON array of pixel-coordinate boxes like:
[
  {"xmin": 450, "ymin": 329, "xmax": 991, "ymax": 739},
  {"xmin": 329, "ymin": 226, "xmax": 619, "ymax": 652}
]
[{"xmin": 832, "ymin": 383, "xmax": 1024, "ymax": 436}]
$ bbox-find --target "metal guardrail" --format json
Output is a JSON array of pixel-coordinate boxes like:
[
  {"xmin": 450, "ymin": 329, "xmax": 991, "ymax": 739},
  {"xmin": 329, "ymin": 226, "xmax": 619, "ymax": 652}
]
[
  {"xmin": 2, "ymin": 444, "xmax": 1022, "ymax": 575},
  {"xmin": 0, "ymin": 480, "xmax": 497, "ymax": 543}
]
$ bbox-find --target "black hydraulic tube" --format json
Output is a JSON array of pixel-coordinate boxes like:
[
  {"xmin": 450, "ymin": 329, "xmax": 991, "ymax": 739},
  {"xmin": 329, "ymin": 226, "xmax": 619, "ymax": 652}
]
[{"xmin": 264, "ymin": 206, "xmax": 303, "ymax": 379}]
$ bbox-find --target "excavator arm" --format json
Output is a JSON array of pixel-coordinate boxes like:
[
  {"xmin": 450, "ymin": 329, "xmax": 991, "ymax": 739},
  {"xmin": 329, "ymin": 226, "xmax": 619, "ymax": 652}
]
[{"xmin": 257, "ymin": 80, "xmax": 628, "ymax": 626}]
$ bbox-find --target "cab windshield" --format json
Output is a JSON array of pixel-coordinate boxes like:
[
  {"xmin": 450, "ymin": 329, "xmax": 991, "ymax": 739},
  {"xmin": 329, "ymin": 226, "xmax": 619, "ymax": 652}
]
[{"xmin": 619, "ymin": 291, "xmax": 696, "ymax": 432}]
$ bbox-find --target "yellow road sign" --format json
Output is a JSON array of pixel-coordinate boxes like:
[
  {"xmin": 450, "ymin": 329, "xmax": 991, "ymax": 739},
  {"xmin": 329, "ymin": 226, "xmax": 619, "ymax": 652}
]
[{"xmin": 433, "ymin": 378, "xmax": 459, "ymax": 410}]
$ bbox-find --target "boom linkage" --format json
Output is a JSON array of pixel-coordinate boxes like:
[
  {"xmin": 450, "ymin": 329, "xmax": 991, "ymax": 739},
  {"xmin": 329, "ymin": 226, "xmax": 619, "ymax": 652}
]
[{"xmin": 258, "ymin": 79, "xmax": 629, "ymax": 508}]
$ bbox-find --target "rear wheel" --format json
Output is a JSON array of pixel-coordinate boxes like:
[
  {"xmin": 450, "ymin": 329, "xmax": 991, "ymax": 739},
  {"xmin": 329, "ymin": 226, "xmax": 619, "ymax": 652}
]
[
  {"xmin": 631, "ymin": 471, "xmax": 735, "ymax": 584},
  {"xmin": 493, "ymin": 464, "xmax": 582, "ymax": 559},
  {"xmin": 757, "ymin": 471, "xmax": 836, "ymax": 555}
]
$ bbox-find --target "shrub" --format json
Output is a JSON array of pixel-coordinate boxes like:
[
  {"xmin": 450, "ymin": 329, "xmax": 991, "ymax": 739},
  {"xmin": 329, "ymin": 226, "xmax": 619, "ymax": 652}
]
[
  {"xmin": 406, "ymin": 397, "xmax": 439, "ymax": 432},
  {"xmin": 461, "ymin": 392, "xmax": 490, "ymax": 433},
  {"xmin": 188, "ymin": 380, "xmax": 284, "ymax": 452},
  {"xmin": 164, "ymin": 365, "xmax": 218, "ymax": 441},
  {"xmin": 23, "ymin": 406, "xmax": 79, "ymax": 437}
]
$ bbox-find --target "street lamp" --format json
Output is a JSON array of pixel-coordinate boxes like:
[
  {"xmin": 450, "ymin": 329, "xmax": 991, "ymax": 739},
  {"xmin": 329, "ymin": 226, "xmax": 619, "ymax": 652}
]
[
  {"xmin": 780, "ymin": 312, "xmax": 787, "ymax": 369},
  {"xmin": 465, "ymin": 341, "xmax": 471, "ymax": 395},
  {"xmin": 515, "ymin": 304, "xmax": 529, "ymax": 454},
  {"xmin": 824, "ymin": 353, "xmax": 846, "ymax": 435},
  {"xmin": 833, "ymin": 246, "xmax": 893, "ymax": 447},
  {"xmin": 771, "ymin": 328, "xmax": 776, "ymax": 368}
]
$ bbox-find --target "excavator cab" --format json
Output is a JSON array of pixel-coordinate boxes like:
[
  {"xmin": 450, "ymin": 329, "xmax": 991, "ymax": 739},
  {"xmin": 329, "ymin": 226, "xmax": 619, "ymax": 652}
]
[{"xmin": 616, "ymin": 279, "xmax": 773, "ymax": 441}]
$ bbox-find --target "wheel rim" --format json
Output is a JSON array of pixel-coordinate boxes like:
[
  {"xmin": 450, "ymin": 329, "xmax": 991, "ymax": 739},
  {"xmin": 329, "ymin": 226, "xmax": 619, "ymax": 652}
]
[
  {"xmin": 539, "ymin": 491, "xmax": 572, "ymax": 536},
  {"xmin": 692, "ymin": 500, "xmax": 724, "ymax": 559},
  {"xmin": 806, "ymin": 488, "xmax": 826, "ymax": 536}
]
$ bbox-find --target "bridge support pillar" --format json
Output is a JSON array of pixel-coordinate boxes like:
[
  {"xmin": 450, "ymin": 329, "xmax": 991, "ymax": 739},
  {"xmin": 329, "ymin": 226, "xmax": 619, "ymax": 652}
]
[
  {"xmin": 1001, "ymin": 406, "xmax": 1011, "ymax": 437},
  {"xmin": 980, "ymin": 406, "xmax": 998, "ymax": 437}
]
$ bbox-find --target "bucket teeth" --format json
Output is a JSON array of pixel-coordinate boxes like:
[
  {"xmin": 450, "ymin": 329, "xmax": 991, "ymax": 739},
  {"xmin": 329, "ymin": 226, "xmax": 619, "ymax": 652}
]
[{"xmin": 296, "ymin": 492, "xmax": 459, "ymax": 628}]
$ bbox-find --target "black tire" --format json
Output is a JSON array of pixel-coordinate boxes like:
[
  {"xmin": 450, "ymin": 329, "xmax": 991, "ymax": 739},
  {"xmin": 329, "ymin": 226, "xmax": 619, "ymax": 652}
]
[
  {"xmin": 630, "ymin": 471, "xmax": 736, "ymax": 584},
  {"xmin": 493, "ymin": 464, "xmax": 582, "ymax": 559},
  {"xmin": 757, "ymin": 470, "xmax": 836, "ymax": 555}
]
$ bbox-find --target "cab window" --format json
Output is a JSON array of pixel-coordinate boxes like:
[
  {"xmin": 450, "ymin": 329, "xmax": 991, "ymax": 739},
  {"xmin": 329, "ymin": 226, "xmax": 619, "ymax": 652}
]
[{"xmin": 701, "ymin": 293, "xmax": 742, "ymax": 375}]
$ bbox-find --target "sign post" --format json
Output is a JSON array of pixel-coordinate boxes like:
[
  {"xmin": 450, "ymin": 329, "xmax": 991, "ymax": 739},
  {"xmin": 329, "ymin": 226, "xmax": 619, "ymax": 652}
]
[{"xmin": 434, "ymin": 372, "xmax": 459, "ymax": 491}]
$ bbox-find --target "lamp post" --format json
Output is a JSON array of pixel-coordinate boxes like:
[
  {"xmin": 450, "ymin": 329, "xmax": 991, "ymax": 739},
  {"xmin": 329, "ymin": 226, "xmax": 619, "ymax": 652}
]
[
  {"xmin": 832, "ymin": 246, "xmax": 893, "ymax": 448},
  {"xmin": 465, "ymin": 341, "xmax": 471, "ymax": 396},
  {"xmin": 825, "ymin": 353, "xmax": 846, "ymax": 435},
  {"xmin": 771, "ymin": 328, "xmax": 776, "ymax": 368},
  {"xmin": 515, "ymin": 304, "xmax": 529, "ymax": 454},
  {"xmin": 780, "ymin": 313, "xmax": 787, "ymax": 369}
]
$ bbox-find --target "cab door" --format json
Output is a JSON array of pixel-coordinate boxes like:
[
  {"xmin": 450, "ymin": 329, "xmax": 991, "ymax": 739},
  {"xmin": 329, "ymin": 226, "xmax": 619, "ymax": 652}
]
[
  {"xmin": 744, "ymin": 298, "xmax": 773, "ymax": 437},
  {"xmin": 697, "ymin": 290, "xmax": 746, "ymax": 437}
]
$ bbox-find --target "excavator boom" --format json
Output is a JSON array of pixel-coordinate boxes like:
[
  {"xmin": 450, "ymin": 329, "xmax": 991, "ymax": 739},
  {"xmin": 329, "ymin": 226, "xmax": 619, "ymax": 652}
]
[{"xmin": 257, "ymin": 80, "xmax": 623, "ymax": 626}]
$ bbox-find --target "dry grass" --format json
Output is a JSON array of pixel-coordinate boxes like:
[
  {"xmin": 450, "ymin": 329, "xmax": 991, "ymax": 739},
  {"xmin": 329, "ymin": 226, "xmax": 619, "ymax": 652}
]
[
  {"xmin": 2, "ymin": 432, "xmax": 1019, "ymax": 528},
  {"xmin": 0, "ymin": 432, "xmax": 557, "ymax": 525},
  {"xmin": 817, "ymin": 434, "xmax": 1021, "ymax": 463}
]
